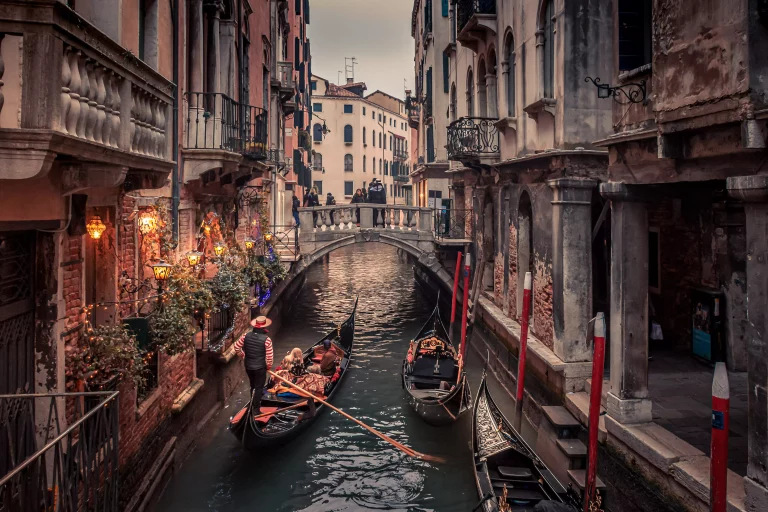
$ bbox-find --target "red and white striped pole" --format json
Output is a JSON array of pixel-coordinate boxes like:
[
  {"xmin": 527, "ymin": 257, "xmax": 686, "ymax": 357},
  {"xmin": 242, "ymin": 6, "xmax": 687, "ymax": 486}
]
[
  {"xmin": 451, "ymin": 251, "xmax": 463, "ymax": 324},
  {"xmin": 459, "ymin": 252, "xmax": 471, "ymax": 359},
  {"xmin": 584, "ymin": 312, "xmax": 606, "ymax": 512},
  {"xmin": 513, "ymin": 272, "xmax": 532, "ymax": 433},
  {"xmin": 711, "ymin": 362, "xmax": 730, "ymax": 512}
]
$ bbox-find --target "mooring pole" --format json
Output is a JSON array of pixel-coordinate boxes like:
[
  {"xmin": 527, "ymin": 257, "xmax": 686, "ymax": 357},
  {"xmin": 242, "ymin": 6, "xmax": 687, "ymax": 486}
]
[
  {"xmin": 513, "ymin": 271, "xmax": 532, "ymax": 433},
  {"xmin": 584, "ymin": 312, "xmax": 606, "ymax": 512},
  {"xmin": 710, "ymin": 362, "xmax": 730, "ymax": 512},
  {"xmin": 451, "ymin": 251, "xmax": 463, "ymax": 324},
  {"xmin": 459, "ymin": 252, "xmax": 471, "ymax": 359}
]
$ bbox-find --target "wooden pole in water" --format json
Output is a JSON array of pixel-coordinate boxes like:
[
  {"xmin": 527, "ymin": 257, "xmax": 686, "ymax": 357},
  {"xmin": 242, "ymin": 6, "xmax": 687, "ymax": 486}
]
[
  {"xmin": 459, "ymin": 252, "xmax": 471, "ymax": 359},
  {"xmin": 513, "ymin": 272, "xmax": 532, "ymax": 433},
  {"xmin": 584, "ymin": 312, "xmax": 606, "ymax": 512},
  {"xmin": 710, "ymin": 362, "xmax": 730, "ymax": 512},
  {"xmin": 451, "ymin": 251, "xmax": 463, "ymax": 324}
]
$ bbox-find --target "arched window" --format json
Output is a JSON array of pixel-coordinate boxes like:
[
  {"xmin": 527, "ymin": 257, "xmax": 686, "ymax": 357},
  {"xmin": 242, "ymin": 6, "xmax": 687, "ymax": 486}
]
[
  {"xmin": 344, "ymin": 124, "xmax": 353, "ymax": 143},
  {"xmin": 384, "ymin": 135, "xmax": 387, "ymax": 150},
  {"xmin": 373, "ymin": 157, "xmax": 376, "ymax": 172},
  {"xmin": 363, "ymin": 126, "xmax": 367, "ymax": 145},
  {"xmin": 389, "ymin": 135, "xmax": 393, "ymax": 149},
  {"xmin": 385, "ymin": 161, "xmax": 389, "ymax": 175},
  {"xmin": 313, "ymin": 123, "xmax": 323, "ymax": 141},
  {"xmin": 504, "ymin": 33, "xmax": 516, "ymax": 116},
  {"xmin": 379, "ymin": 132, "xmax": 382, "ymax": 147},
  {"xmin": 363, "ymin": 155, "xmax": 367, "ymax": 172},
  {"xmin": 466, "ymin": 68, "xmax": 474, "ymax": 116},
  {"xmin": 487, "ymin": 49, "xmax": 498, "ymax": 119},
  {"xmin": 344, "ymin": 154, "xmax": 353, "ymax": 172},
  {"xmin": 372, "ymin": 130, "xmax": 376, "ymax": 147},
  {"xmin": 314, "ymin": 152, "xmax": 322, "ymax": 170},
  {"xmin": 450, "ymin": 83, "xmax": 457, "ymax": 122},
  {"xmin": 477, "ymin": 59, "xmax": 487, "ymax": 117},
  {"xmin": 541, "ymin": 0, "xmax": 554, "ymax": 98},
  {"xmin": 379, "ymin": 159, "xmax": 382, "ymax": 174}
]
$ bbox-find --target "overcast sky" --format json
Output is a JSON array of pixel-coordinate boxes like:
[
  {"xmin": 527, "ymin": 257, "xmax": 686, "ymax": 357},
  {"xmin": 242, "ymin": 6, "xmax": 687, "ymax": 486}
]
[{"xmin": 308, "ymin": 0, "xmax": 415, "ymax": 100}]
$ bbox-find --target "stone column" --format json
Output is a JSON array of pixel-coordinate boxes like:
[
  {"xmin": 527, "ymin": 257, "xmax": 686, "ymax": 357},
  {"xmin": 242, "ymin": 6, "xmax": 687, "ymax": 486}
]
[
  {"xmin": 189, "ymin": 0, "xmax": 204, "ymax": 92},
  {"xmin": 727, "ymin": 175, "xmax": 768, "ymax": 510},
  {"xmin": 549, "ymin": 178, "xmax": 597, "ymax": 362},
  {"xmin": 205, "ymin": 2, "xmax": 222, "ymax": 95},
  {"xmin": 360, "ymin": 205, "xmax": 373, "ymax": 229},
  {"xmin": 600, "ymin": 182, "xmax": 652, "ymax": 424},
  {"xmin": 486, "ymin": 73, "xmax": 498, "ymax": 119},
  {"xmin": 500, "ymin": 61, "xmax": 510, "ymax": 117}
]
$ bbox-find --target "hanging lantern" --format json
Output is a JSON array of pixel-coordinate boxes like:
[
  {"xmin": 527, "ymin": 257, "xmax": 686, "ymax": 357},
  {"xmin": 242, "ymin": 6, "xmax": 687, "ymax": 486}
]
[
  {"xmin": 263, "ymin": 232, "xmax": 274, "ymax": 245},
  {"xmin": 86, "ymin": 216, "xmax": 107, "ymax": 240},
  {"xmin": 203, "ymin": 223, "xmax": 212, "ymax": 236},
  {"xmin": 185, "ymin": 251, "xmax": 203, "ymax": 267},
  {"xmin": 151, "ymin": 260, "xmax": 173, "ymax": 282},
  {"xmin": 244, "ymin": 237, "xmax": 256, "ymax": 251},
  {"xmin": 213, "ymin": 242, "xmax": 227, "ymax": 257},
  {"xmin": 137, "ymin": 210, "xmax": 157, "ymax": 234}
]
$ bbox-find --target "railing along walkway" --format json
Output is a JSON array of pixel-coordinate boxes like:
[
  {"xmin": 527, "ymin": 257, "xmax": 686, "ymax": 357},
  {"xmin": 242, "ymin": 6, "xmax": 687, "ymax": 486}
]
[{"xmin": 298, "ymin": 204, "xmax": 434, "ymax": 232}]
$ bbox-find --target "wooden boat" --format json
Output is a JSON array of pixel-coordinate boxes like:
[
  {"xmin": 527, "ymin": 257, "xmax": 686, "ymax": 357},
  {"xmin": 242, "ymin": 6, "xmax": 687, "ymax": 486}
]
[
  {"xmin": 229, "ymin": 299, "xmax": 357, "ymax": 450},
  {"xmin": 401, "ymin": 301, "xmax": 470, "ymax": 426},
  {"xmin": 471, "ymin": 373, "xmax": 580, "ymax": 511}
]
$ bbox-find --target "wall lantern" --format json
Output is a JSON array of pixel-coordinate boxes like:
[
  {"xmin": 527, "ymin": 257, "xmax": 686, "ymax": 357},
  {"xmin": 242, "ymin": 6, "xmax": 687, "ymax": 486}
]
[
  {"xmin": 138, "ymin": 211, "xmax": 157, "ymax": 235},
  {"xmin": 86, "ymin": 216, "xmax": 107, "ymax": 240},
  {"xmin": 244, "ymin": 237, "xmax": 256, "ymax": 251},
  {"xmin": 203, "ymin": 223, "xmax": 212, "ymax": 236},
  {"xmin": 584, "ymin": 76, "xmax": 647, "ymax": 105},
  {"xmin": 186, "ymin": 251, "xmax": 203, "ymax": 267},
  {"xmin": 263, "ymin": 232, "xmax": 274, "ymax": 245},
  {"xmin": 213, "ymin": 242, "xmax": 227, "ymax": 257},
  {"xmin": 151, "ymin": 260, "xmax": 173, "ymax": 282}
]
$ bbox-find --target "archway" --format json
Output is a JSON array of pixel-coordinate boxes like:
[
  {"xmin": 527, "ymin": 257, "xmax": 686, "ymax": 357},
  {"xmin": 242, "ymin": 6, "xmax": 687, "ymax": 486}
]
[
  {"xmin": 517, "ymin": 191, "xmax": 534, "ymax": 323},
  {"xmin": 466, "ymin": 67, "xmax": 474, "ymax": 117}
]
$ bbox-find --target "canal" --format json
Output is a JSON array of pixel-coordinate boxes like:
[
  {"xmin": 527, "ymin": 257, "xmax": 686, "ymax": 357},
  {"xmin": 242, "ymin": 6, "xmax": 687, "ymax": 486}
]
[{"xmin": 155, "ymin": 243, "xmax": 534, "ymax": 512}]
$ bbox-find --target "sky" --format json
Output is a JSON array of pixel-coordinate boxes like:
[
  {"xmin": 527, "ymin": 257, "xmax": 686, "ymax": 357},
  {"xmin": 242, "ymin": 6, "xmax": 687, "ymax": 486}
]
[{"xmin": 308, "ymin": 0, "xmax": 415, "ymax": 100}]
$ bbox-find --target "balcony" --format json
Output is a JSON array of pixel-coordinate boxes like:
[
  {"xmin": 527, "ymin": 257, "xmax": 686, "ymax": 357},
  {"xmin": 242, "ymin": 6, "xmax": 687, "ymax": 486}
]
[
  {"xmin": 0, "ymin": 1, "xmax": 173, "ymax": 188},
  {"xmin": 447, "ymin": 117, "xmax": 500, "ymax": 162},
  {"xmin": 0, "ymin": 392, "xmax": 120, "ymax": 512},
  {"xmin": 182, "ymin": 92, "xmax": 268, "ymax": 182},
  {"xmin": 456, "ymin": 0, "xmax": 497, "ymax": 52},
  {"xmin": 266, "ymin": 148, "xmax": 286, "ymax": 170},
  {"xmin": 393, "ymin": 174, "xmax": 410, "ymax": 183},
  {"xmin": 393, "ymin": 146, "xmax": 408, "ymax": 160},
  {"xmin": 275, "ymin": 62, "xmax": 296, "ymax": 102}
]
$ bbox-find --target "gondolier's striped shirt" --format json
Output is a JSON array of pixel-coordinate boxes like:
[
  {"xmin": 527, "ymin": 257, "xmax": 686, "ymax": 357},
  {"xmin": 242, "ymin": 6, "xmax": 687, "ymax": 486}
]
[{"xmin": 234, "ymin": 333, "xmax": 274, "ymax": 369}]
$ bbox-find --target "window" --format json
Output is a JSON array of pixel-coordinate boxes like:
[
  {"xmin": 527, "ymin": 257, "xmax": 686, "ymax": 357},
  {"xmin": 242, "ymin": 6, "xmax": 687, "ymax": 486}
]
[
  {"xmin": 649, "ymin": 228, "xmax": 661, "ymax": 293},
  {"xmin": 384, "ymin": 136, "xmax": 386, "ymax": 150},
  {"xmin": 379, "ymin": 159, "xmax": 382, "ymax": 174},
  {"xmin": 619, "ymin": 0, "xmax": 652, "ymax": 70},
  {"xmin": 541, "ymin": 0, "xmax": 554, "ymax": 98},
  {"xmin": 384, "ymin": 115, "xmax": 387, "ymax": 124},
  {"xmin": 313, "ymin": 103, "xmax": 323, "ymax": 112},
  {"xmin": 313, "ymin": 123, "xmax": 323, "ymax": 141},
  {"xmin": 139, "ymin": 0, "xmax": 158, "ymax": 69},
  {"xmin": 390, "ymin": 184, "xmax": 393, "ymax": 196},
  {"xmin": 345, "ymin": 181, "xmax": 354, "ymax": 196},
  {"xmin": 372, "ymin": 110, "xmax": 375, "ymax": 119},
  {"xmin": 363, "ymin": 155, "xmax": 367, "ymax": 172},
  {"xmin": 363, "ymin": 127, "xmax": 367, "ymax": 145},
  {"xmin": 441, "ymin": 0, "xmax": 448, "ymax": 17},
  {"xmin": 450, "ymin": 83, "xmax": 457, "ymax": 121},
  {"xmin": 443, "ymin": 53, "xmax": 450, "ymax": 93},
  {"xmin": 344, "ymin": 124, "xmax": 353, "ymax": 143},
  {"xmin": 363, "ymin": 106, "xmax": 366, "ymax": 115},
  {"xmin": 389, "ymin": 135, "xmax": 392, "ymax": 149},
  {"xmin": 344, "ymin": 104, "xmax": 353, "ymax": 114},
  {"xmin": 466, "ymin": 68, "xmax": 474, "ymax": 116},
  {"xmin": 379, "ymin": 132, "xmax": 382, "ymax": 147},
  {"xmin": 344, "ymin": 154, "xmax": 353, "ymax": 172},
  {"xmin": 373, "ymin": 157, "xmax": 376, "ymax": 172},
  {"xmin": 372, "ymin": 130, "xmax": 376, "ymax": 147},
  {"xmin": 313, "ymin": 180, "xmax": 323, "ymax": 194},
  {"xmin": 314, "ymin": 153, "xmax": 323, "ymax": 170},
  {"xmin": 311, "ymin": 80, "xmax": 317, "ymax": 91},
  {"xmin": 505, "ymin": 34, "xmax": 516, "ymax": 116},
  {"xmin": 385, "ymin": 161, "xmax": 388, "ymax": 175},
  {"xmin": 378, "ymin": 114, "xmax": 382, "ymax": 122},
  {"xmin": 427, "ymin": 125, "xmax": 435, "ymax": 162}
]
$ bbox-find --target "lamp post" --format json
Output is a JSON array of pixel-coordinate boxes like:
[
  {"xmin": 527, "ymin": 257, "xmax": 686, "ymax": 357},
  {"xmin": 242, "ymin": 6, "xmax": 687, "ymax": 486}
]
[
  {"xmin": 151, "ymin": 259, "xmax": 173, "ymax": 307},
  {"xmin": 213, "ymin": 241, "xmax": 227, "ymax": 258},
  {"xmin": 185, "ymin": 251, "xmax": 203, "ymax": 267}
]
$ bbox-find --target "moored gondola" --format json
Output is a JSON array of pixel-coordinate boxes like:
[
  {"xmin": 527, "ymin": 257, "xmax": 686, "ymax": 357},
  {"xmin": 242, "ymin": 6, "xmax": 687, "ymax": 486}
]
[
  {"xmin": 401, "ymin": 300, "xmax": 470, "ymax": 426},
  {"xmin": 229, "ymin": 299, "xmax": 357, "ymax": 450},
  {"xmin": 471, "ymin": 373, "xmax": 580, "ymax": 511}
]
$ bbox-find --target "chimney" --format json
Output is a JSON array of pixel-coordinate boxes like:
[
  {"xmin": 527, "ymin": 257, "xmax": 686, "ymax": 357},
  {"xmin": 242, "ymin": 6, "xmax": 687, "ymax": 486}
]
[{"xmin": 346, "ymin": 77, "xmax": 353, "ymax": 84}]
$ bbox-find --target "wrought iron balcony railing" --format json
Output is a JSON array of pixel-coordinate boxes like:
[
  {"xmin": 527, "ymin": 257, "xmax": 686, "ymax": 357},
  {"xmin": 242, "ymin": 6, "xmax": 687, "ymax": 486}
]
[
  {"xmin": 447, "ymin": 117, "xmax": 500, "ymax": 160},
  {"xmin": 435, "ymin": 208, "xmax": 470, "ymax": 240},
  {"xmin": 266, "ymin": 148, "xmax": 286, "ymax": 169},
  {"xmin": 393, "ymin": 147, "xmax": 408, "ymax": 160},
  {"xmin": 457, "ymin": 0, "xmax": 497, "ymax": 34},
  {"xmin": 0, "ymin": 392, "xmax": 120, "ymax": 512},
  {"xmin": 183, "ymin": 92, "xmax": 267, "ymax": 160},
  {"xmin": 393, "ymin": 174, "xmax": 410, "ymax": 183}
]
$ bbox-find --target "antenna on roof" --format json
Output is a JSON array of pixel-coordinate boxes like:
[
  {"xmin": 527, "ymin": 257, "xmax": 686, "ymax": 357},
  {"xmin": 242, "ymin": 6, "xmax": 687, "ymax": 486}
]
[
  {"xmin": 337, "ymin": 70, "xmax": 343, "ymax": 84},
  {"xmin": 345, "ymin": 57, "xmax": 358, "ymax": 83}
]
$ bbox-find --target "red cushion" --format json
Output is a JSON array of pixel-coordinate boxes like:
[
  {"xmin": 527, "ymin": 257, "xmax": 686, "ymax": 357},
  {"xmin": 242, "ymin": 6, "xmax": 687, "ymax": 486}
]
[{"xmin": 254, "ymin": 406, "xmax": 279, "ymax": 424}]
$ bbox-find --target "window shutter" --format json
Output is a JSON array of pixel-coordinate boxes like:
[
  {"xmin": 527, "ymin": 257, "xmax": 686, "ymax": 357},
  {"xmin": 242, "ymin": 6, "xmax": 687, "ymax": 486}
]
[
  {"xmin": 295, "ymin": 38, "xmax": 300, "ymax": 70},
  {"xmin": 295, "ymin": 0, "xmax": 301, "ymax": 15},
  {"xmin": 304, "ymin": 0, "xmax": 310, "ymax": 24},
  {"xmin": 426, "ymin": 67, "xmax": 433, "ymax": 116},
  {"xmin": 442, "ymin": 0, "xmax": 448, "ymax": 17},
  {"xmin": 443, "ymin": 54, "xmax": 449, "ymax": 93},
  {"xmin": 427, "ymin": 125, "xmax": 435, "ymax": 163}
]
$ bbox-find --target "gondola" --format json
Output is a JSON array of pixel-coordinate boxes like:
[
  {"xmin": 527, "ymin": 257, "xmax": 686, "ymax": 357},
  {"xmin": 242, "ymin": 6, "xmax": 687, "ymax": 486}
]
[
  {"xmin": 471, "ymin": 373, "xmax": 580, "ymax": 512},
  {"xmin": 401, "ymin": 300, "xmax": 471, "ymax": 426},
  {"xmin": 229, "ymin": 299, "xmax": 357, "ymax": 450}
]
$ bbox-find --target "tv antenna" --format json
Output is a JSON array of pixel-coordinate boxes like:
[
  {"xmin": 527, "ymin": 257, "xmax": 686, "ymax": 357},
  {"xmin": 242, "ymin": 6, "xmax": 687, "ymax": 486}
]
[{"xmin": 345, "ymin": 57, "xmax": 358, "ymax": 82}]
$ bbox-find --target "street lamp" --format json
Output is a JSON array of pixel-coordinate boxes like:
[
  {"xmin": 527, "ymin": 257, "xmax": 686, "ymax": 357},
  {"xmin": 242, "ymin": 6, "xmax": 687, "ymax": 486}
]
[
  {"xmin": 244, "ymin": 237, "xmax": 256, "ymax": 251},
  {"xmin": 263, "ymin": 232, "xmax": 274, "ymax": 246},
  {"xmin": 213, "ymin": 242, "xmax": 227, "ymax": 257},
  {"xmin": 151, "ymin": 259, "xmax": 173, "ymax": 305},
  {"xmin": 137, "ymin": 211, "xmax": 157, "ymax": 235},
  {"xmin": 86, "ymin": 216, "xmax": 107, "ymax": 240},
  {"xmin": 185, "ymin": 251, "xmax": 203, "ymax": 267}
]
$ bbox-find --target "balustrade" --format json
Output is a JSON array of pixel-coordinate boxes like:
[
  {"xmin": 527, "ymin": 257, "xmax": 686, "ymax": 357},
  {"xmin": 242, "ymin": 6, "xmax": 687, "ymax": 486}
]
[
  {"xmin": 447, "ymin": 117, "xmax": 500, "ymax": 160},
  {"xmin": 301, "ymin": 205, "xmax": 429, "ymax": 232}
]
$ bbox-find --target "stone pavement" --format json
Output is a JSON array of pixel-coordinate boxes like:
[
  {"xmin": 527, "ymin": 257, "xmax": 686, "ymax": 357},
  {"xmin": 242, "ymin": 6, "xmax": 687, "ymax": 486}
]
[{"xmin": 648, "ymin": 350, "xmax": 748, "ymax": 476}]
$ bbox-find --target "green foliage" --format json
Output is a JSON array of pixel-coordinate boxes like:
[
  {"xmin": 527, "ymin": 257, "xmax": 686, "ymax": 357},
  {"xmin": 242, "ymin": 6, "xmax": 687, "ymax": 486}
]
[
  {"xmin": 167, "ymin": 262, "xmax": 215, "ymax": 315},
  {"xmin": 264, "ymin": 252, "xmax": 288, "ymax": 282},
  {"xmin": 208, "ymin": 259, "xmax": 251, "ymax": 311},
  {"xmin": 65, "ymin": 323, "xmax": 146, "ymax": 390},
  {"xmin": 149, "ymin": 301, "xmax": 197, "ymax": 356},
  {"xmin": 242, "ymin": 258, "xmax": 269, "ymax": 288}
]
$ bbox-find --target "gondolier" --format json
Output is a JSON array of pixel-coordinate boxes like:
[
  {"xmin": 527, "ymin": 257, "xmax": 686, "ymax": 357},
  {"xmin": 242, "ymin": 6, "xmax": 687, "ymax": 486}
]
[{"xmin": 234, "ymin": 316, "xmax": 274, "ymax": 409}]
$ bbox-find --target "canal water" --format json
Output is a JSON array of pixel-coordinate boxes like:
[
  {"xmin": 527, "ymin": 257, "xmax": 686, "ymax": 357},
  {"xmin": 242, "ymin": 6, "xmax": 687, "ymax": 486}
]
[{"xmin": 155, "ymin": 243, "xmax": 531, "ymax": 512}]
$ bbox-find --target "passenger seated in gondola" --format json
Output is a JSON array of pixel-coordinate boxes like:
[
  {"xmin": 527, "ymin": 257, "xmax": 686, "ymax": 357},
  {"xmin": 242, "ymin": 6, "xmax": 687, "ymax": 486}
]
[
  {"xmin": 275, "ymin": 348, "xmax": 306, "ymax": 382},
  {"xmin": 308, "ymin": 339, "xmax": 338, "ymax": 377}
]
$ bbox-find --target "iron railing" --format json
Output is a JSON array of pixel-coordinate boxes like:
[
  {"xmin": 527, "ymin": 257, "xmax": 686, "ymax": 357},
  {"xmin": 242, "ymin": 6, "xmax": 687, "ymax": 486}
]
[
  {"xmin": 202, "ymin": 306, "xmax": 236, "ymax": 353},
  {"xmin": 268, "ymin": 225, "xmax": 300, "ymax": 260},
  {"xmin": 393, "ymin": 174, "xmax": 410, "ymax": 183},
  {"xmin": 183, "ymin": 92, "xmax": 267, "ymax": 159},
  {"xmin": 393, "ymin": 146, "xmax": 408, "ymax": 160},
  {"xmin": 457, "ymin": 0, "xmax": 496, "ymax": 34},
  {"xmin": 447, "ymin": 117, "xmax": 500, "ymax": 160},
  {"xmin": 0, "ymin": 392, "xmax": 120, "ymax": 512},
  {"xmin": 435, "ymin": 208, "xmax": 470, "ymax": 240},
  {"xmin": 137, "ymin": 350, "xmax": 158, "ymax": 402}
]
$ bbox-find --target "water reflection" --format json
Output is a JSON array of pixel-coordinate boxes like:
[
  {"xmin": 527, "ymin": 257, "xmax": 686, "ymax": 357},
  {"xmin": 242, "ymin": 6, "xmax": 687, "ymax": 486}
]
[{"xmin": 155, "ymin": 244, "xmax": 478, "ymax": 511}]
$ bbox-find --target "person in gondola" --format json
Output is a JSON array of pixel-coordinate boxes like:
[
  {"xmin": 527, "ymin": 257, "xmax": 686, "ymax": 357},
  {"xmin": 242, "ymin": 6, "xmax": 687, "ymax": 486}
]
[
  {"xmin": 234, "ymin": 316, "xmax": 274, "ymax": 410},
  {"xmin": 308, "ymin": 339, "xmax": 338, "ymax": 377}
]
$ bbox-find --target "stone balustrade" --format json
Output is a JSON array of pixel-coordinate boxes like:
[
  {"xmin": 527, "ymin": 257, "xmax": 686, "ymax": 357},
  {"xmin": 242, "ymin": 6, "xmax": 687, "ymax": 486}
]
[{"xmin": 298, "ymin": 205, "xmax": 434, "ymax": 232}]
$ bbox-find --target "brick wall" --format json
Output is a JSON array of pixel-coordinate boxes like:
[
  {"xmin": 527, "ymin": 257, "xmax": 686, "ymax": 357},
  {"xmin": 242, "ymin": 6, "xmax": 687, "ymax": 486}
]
[
  {"xmin": 464, "ymin": 186, "xmax": 473, "ymax": 239},
  {"xmin": 118, "ymin": 194, "xmax": 137, "ymax": 318},
  {"xmin": 532, "ymin": 258, "xmax": 554, "ymax": 350},
  {"xmin": 507, "ymin": 224, "xmax": 518, "ymax": 318},
  {"xmin": 494, "ymin": 254, "xmax": 504, "ymax": 308},
  {"xmin": 61, "ymin": 233, "xmax": 84, "ymax": 348}
]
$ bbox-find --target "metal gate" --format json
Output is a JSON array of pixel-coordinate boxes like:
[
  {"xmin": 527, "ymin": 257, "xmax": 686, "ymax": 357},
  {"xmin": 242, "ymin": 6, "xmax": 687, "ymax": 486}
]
[{"xmin": 0, "ymin": 232, "xmax": 35, "ymax": 395}]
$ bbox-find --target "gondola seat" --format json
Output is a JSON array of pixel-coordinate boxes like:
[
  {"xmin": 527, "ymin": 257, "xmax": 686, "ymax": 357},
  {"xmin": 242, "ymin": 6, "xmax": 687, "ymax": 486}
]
[
  {"xmin": 498, "ymin": 466, "xmax": 533, "ymax": 479},
  {"xmin": 411, "ymin": 356, "xmax": 458, "ymax": 380}
]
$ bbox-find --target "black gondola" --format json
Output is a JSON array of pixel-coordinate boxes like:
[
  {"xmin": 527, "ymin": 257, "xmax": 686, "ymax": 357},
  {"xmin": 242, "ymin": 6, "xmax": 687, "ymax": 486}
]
[
  {"xmin": 401, "ymin": 300, "xmax": 471, "ymax": 426},
  {"xmin": 229, "ymin": 299, "xmax": 357, "ymax": 450},
  {"xmin": 471, "ymin": 373, "xmax": 580, "ymax": 512}
]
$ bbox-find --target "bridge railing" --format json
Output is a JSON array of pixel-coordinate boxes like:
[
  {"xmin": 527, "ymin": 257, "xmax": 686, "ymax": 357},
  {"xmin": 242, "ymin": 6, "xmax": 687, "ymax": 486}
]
[{"xmin": 298, "ymin": 205, "xmax": 434, "ymax": 232}]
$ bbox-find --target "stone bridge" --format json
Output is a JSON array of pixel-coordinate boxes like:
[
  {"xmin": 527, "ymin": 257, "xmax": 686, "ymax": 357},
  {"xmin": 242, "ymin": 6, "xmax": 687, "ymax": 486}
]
[{"xmin": 289, "ymin": 204, "xmax": 457, "ymax": 291}]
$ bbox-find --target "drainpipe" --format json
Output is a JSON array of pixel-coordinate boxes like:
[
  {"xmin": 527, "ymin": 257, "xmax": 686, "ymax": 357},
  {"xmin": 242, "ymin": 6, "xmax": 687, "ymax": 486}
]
[{"xmin": 171, "ymin": 0, "xmax": 181, "ymax": 242}]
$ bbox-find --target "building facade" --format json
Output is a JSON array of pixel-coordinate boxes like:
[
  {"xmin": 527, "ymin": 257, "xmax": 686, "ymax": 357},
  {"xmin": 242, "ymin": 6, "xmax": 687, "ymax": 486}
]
[
  {"xmin": 0, "ymin": 0, "xmax": 311, "ymax": 507},
  {"xmin": 309, "ymin": 75, "xmax": 413, "ymax": 204}
]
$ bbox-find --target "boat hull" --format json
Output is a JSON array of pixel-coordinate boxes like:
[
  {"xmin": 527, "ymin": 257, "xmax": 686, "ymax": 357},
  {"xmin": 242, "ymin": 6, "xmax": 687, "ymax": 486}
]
[{"xmin": 402, "ymin": 366, "xmax": 470, "ymax": 426}]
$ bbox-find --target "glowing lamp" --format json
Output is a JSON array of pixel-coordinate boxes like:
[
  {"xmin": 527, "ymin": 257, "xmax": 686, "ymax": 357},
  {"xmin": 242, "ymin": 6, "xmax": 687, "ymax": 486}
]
[
  {"xmin": 151, "ymin": 260, "xmax": 173, "ymax": 282},
  {"xmin": 186, "ymin": 251, "xmax": 203, "ymax": 267},
  {"xmin": 86, "ymin": 216, "xmax": 107, "ymax": 240},
  {"xmin": 137, "ymin": 211, "xmax": 157, "ymax": 235},
  {"xmin": 213, "ymin": 242, "xmax": 227, "ymax": 257},
  {"xmin": 203, "ymin": 224, "xmax": 212, "ymax": 236},
  {"xmin": 263, "ymin": 232, "xmax": 274, "ymax": 245},
  {"xmin": 244, "ymin": 237, "xmax": 256, "ymax": 251}
]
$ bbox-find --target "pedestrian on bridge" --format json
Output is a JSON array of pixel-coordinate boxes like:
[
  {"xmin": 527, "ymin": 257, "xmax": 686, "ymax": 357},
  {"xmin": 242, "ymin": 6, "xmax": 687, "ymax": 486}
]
[
  {"xmin": 368, "ymin": 179, "xmax": 387, "ymax": 227},
  {"xmin": 351, "ymin": 188, "xmax": 365, "ymax": 225},
  {"xmin": 292, "ymin": 194, "xmax": 300, "ymax": 228},
  {"xmin": 234, "ymin": 316, "xmax": 274, "ymax": 410}
]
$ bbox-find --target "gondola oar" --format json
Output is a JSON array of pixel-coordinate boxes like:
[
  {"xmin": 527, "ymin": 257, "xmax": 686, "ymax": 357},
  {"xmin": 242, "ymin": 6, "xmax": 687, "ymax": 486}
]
[
  {"xmin": 251, "ymin": 400, "xmax": 309, "ymax": 421},
  {"xmin": 268, "ymin": 370, "xmax": 444, "ymax": 463}
]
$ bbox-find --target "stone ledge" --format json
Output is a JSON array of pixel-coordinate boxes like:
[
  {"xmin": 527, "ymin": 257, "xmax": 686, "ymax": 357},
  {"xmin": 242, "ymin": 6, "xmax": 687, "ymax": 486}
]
[
  {"xmin": 171, "ymin": 378, "xmax": 204, "ymax": 415},
  {"xmin": 564, "ymin": 391, "xmax": 607, "ymax": 444},
  {"xmin": 670, "ymin": 457, "xmax": 745, "ymax": 512},
  {"xmin": 217, "ymin": 341, "xmax": 239, "ymax": 364}
]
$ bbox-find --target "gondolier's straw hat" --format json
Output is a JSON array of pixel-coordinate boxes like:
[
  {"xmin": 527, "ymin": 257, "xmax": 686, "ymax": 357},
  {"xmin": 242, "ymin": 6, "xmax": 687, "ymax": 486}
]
[{"xmin": 251, "ymin": 316, "xmax": 272, "ymax": 328}]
